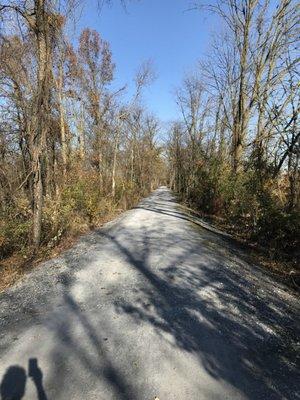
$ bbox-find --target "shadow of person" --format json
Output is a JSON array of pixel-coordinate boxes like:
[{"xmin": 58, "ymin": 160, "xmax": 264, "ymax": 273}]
[
  {"xmin": 28, "ymin": 359, "xmax": 48, "ymax": 400},
  {"xmin": 0, "ymin": 360, "xmax": 48, "ymax": 400},
  {"xmin": 0, "ymin": 365, "xmax": 26, "ymax": 400}
]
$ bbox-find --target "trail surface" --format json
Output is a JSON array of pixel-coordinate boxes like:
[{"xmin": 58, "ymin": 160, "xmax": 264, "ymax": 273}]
[{"xmin": 0, "ymin": 187, "xmax": 299, "ymax": 400}]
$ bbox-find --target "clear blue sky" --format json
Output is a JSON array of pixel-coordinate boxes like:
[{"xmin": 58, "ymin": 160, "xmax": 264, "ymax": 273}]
[{"xmin": 76, "ymin": 0, "xmax": 220, "ymax": 123}]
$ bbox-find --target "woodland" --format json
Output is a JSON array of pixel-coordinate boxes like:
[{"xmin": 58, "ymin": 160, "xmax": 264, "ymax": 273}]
[{"xmin": 0, "ymin": 0, "xmax": 299, "ymax": 285}]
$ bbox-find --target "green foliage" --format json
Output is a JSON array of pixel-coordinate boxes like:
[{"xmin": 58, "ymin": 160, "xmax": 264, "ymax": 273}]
[
  {"xmin": 42, "ymin": 173, "xmax": 128, "ymax": 246},
  {"xmin": 61, "ymin": 175, "xmax": 109, "ymax": 224},
  {"xmin": 253, "ymin": 207, "xmax": 300, "ymax": 258},
  {"xmin": 0, "ymin": 203, "xmax": 32, "ymax": 259}
]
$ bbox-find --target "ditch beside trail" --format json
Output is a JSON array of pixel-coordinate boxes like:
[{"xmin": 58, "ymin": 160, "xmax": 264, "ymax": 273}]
[{"xmin": 0, "ymin": 187, "xmax": 299, "ymax": 400}]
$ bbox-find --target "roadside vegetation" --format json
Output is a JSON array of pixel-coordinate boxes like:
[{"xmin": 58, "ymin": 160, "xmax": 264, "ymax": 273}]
[
  {"xmin": 0, "ymin": 1, "xmax": 164, "ymax": 289},
  {"xmin": 167, "ymin": 0, "xmax": 299, "ymax": 275}
]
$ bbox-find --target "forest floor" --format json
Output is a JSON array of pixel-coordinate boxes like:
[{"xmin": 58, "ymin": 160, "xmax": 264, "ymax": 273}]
[{"xmin": 0, "ymin": 187, "xmax": 299, "ymax": 399}]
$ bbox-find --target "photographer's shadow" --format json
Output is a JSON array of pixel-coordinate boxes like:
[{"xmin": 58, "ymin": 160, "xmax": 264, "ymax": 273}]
[{"xmin": 0, "ymin": 359, "xmax": 47, "ymax": 400}]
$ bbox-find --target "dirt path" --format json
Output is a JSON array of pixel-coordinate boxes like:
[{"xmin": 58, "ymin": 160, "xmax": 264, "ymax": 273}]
[{"xmin": 0, "ymin": 187, "xmax": 299, "ymax": 399}]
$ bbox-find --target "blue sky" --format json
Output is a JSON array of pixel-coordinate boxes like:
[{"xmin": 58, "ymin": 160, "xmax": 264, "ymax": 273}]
[{"xmin": 76, "ymin": 0, "xmax": 220, "ymax": 123}]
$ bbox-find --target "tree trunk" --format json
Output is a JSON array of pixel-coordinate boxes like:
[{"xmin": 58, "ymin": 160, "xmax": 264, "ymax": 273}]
[
  {"xmin": 78, "ymin": 103, "xmax": 86, "ymax": 163},
  {"xmin": 232, "ymin": 2, "xmax": 254, "ymax": 173},
  {"xmin": 32, "ymin": 156, "xmax": 43, "ymax": 246},
  {"xmin": 32, "ymin": 0, "xmax": 52, "ymax": 247},
  {"xmin": 58, "ymin": 62, "xmax": 67, "ymax": 176},
  {"xmin": 112, "ymin": 129, "xmax": 120, "ymax": 198}
]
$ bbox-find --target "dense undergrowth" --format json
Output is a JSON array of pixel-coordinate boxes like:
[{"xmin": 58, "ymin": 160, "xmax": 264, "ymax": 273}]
[
  {"xmin": 0, "ymin": 169, "xmax": 154, "ymax": 291},
  {"xmin": 0, "ymin": 176, "xmax": 149, "ymax": 261},
  {"xmin": 175, "ymin": 162, "xmax": 299, "ymax": 271}
]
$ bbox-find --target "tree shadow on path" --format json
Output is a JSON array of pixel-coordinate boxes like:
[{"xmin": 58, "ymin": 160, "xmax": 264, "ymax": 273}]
[
  {"xmin": 99, "ymin": 192, "xmax": 300, "ymax": 400},
  {"xmin": 44, "ymin": 273, "xmax": 139, "ymax": 400}
]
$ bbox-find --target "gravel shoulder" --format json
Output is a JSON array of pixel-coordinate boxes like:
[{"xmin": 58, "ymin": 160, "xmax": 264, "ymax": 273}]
[{"xmin": 0, "ymin": 187, "xmax": 299, "ymax": 400}]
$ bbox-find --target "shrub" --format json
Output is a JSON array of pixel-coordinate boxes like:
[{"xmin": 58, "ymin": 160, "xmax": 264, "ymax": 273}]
[
  {"xmin": 253, "ymin": 207, "xmax": 300, "ymax": 258},
  {"xmin": 0, "ymin": 202, "xmax": 32, "ymax": 259}
]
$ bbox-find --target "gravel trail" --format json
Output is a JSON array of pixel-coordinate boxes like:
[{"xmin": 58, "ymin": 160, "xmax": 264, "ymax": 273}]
[{"xmin": 0, "ymin": 187, "xmax": 299, "ymax": 400}]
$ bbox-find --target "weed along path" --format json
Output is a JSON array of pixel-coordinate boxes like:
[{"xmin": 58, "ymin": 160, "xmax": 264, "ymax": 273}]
[{"xmin": 0, "ymin": 187, "xmax": 299, "ymax": 400}]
